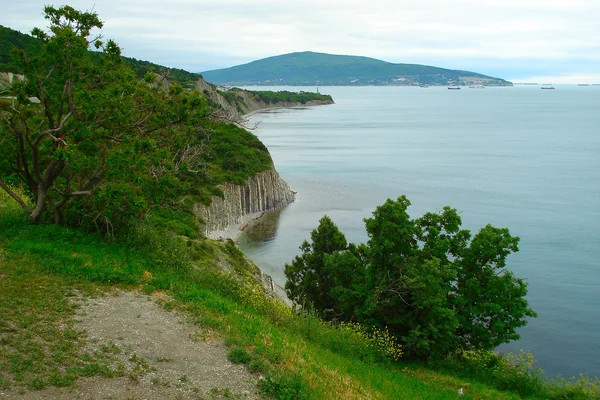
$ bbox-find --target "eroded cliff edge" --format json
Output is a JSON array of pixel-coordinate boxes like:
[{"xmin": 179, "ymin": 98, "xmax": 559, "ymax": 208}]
[
  {"xmin": 195, "ymin": 77, "xmax": 334, "ymax": 121},
  {"xmin": 196, "ymin": 165, "xmax": 295, "ymax": 238},
  {"xmin": 0, "ymin": 72, "xmax": 24, "ymax": 91}
]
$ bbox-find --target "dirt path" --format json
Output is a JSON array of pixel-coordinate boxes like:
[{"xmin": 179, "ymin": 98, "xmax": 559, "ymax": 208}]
[{"xmin": 6, "ymin": 291, "xmax": 261, "ymax": 400}]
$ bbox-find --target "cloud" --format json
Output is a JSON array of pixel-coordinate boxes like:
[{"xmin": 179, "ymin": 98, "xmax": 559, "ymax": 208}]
[
  {"xmin": 2, "ymin": 0, "xmax": 599, "ymax": 81},
  {"xmin": 512, "ymin": 73, "xmax": 600, "ymax": 84}
]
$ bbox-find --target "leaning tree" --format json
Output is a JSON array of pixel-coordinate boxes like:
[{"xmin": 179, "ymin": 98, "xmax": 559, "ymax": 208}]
[{"xmin": 0, "ymin": 6, "xmax": 210, "ymax": 231}]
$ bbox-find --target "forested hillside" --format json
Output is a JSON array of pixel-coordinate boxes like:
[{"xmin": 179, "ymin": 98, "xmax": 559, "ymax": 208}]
[
  {"xmin": 0, "ymin": 25, "xmax": 41, "ymax": 73},
  {"xmin": 0, "ymin": 24, "xmax": 201, "ymax": 88},
  {"xmin": 201, "ymin": 51, "xmax": 512, "ymax": 86}
]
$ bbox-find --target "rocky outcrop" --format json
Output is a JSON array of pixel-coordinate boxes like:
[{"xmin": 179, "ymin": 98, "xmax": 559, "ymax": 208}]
[
  {"xmin": 196, "ymin": 166, "xmax": 295, "ymax": 237},
  {"xmin": 194, "ymin": 76, "xmax": 333, "ymax": 121},
  {"xmin": 224, "ymin": 89, "xmax": 333, "ymax": 120},
  {"xmin": 0, "ymin": 72, "xmax": 24, "ymax": 91}
]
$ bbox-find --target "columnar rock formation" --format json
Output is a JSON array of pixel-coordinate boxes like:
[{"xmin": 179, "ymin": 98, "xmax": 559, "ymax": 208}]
[
  {"xmin": 198, "ymin": 166, "xmax": 295, "ymax": 236},
  {"xmin": 0, "ymin": 72, "xmax": 24, "ymax": 91}
]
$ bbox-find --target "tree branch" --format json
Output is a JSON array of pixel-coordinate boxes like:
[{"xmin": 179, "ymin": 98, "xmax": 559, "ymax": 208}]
[
  {"xmin": 34, "ymin": 111, "xmax": 72, "ymax": 146},
  {"xmin": 69, "ymin": 191, "xmax": 92, "ymax": 197},
  {"xmin": 0, "ymin": 179, "xmax": 32, "ymax": 214}
]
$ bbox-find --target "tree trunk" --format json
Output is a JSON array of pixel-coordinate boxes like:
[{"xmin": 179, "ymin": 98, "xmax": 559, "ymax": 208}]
[
  {"xmin": 0, "ymin": 180, "xmax": 32, "ymax": 214},
  {"xmin": 29, "ymin": 182, "xmax": 48, "ymax": 224}
]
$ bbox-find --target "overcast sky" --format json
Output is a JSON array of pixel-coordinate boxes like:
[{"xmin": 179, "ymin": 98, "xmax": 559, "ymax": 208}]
[{"xmin": 3, "ymin": 0, "xmax": 599, "ymax": 83}]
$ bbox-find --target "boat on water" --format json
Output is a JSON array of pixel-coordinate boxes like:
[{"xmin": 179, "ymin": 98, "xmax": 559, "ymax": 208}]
[
  {"xmin": 469, "ymin": 85, "xmax": 485, "ymax": 89},
  {"xmin": 448, "ymin": 86, "xmax": 461, "ymax": 90},
  {"xmin": 419, "ymin": 84, "xmax": 429, "ymax": 88},
  {"xmin": 541, "ymin": 85, "xmax": 555, "ymax": 90}
]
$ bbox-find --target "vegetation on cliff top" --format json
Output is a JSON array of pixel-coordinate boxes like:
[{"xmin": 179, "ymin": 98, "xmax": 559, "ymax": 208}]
[
  {"xmin": 0, "ymin": 6, "xmax": 271, "ymax": 233},
  {"xmin": 251, "ymin": 89, "xmax": 333, "ymax": 104},
  {"xmin": 0, "ymin": 24, "xmax": 201, "ymax": 88},
  {"xmin": 0, "ymin": 25, "xmax": 42, "ymax": 74},
  {"xmin": 217, "ymin": 87, "xmax": 334, "ymax": 116}
]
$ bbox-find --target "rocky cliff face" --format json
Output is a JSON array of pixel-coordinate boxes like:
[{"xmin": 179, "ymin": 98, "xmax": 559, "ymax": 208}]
[
  {"xmin": 195, "ymin": 77, "xmax": 333, "ymax": 121},
  {"xmin": 224, "ymin": 89, "xmax": 333, "ymax": 120},
  {"xmin": 197, "ymin": 166, "xmax": 295, "ymax": 237},
  {"xmin": 0, "ymin": 72, "xmax": 24, "ymax": 91}
]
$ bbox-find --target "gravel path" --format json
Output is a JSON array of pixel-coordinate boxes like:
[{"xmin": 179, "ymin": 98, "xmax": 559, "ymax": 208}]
[{"xmin": 6, "ymin": 291, "xmax": 261, "ymax": 400}]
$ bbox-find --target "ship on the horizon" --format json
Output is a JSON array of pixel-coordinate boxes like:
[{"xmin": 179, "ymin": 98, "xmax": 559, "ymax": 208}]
[
  {"xmin": 448, "ymin": 86, "xmax": 461, "ymax": 90},
  {"xmin": 541, "ymin": 84, "xmax": 555, "ymax": 90}
]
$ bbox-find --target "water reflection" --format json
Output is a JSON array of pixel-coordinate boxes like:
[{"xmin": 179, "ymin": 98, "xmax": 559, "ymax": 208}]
[{"xmin": 239, "ymin": 209, "xmax": 283, "ymax": 247}]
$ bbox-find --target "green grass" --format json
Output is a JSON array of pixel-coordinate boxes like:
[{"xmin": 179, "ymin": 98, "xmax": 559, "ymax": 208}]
[
  {"xmin": 0, "ymin": 233, "xmax": 119, "ymax": 391},
  {"xmin": 1, "ymin": 191, "xmax": 598, "ymax": 399}
]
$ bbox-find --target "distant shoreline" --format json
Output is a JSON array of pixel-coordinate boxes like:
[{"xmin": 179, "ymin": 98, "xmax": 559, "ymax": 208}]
[{"xmin": 241, "ymin": 100, "xmax": 333, "ymax": 120}]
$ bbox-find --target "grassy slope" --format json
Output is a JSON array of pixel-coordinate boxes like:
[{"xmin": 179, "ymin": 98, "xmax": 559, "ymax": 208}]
[
  {"xmin": 0, "ymin": 193, "xmax": 525, "ymax": 399},
  {"xmin": 200, "ymin": 51, "xmax": 510, "ymax": 86}
]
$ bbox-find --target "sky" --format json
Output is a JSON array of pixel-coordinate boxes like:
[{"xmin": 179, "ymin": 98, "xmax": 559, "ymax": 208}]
[{"xmin": 2, "ymin": 0, "xmax": 599, "ymax": 83}]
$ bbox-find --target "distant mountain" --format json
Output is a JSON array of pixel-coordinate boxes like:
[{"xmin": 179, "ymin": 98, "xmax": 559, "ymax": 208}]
[{"xmin": 201, "ymin": 51, "xmax": 511, "ymax": 86}]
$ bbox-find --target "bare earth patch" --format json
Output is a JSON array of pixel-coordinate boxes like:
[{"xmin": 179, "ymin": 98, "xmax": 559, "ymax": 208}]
[{"xmin": 3, "ymin": 291, "xmax": 261, "ymax": 400}]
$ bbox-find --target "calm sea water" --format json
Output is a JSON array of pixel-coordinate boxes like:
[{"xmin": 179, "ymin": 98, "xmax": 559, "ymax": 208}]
[{"xmin": 238, "ymin": 85, "xmax": 600, "ymax": 378}]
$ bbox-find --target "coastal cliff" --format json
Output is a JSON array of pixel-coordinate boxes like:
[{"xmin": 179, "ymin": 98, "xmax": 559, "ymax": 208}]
[
  {"xmin": 197, "ymin": 165, "xmax": 295, "ymax": 237},
  {"xmin": 0, "ymin": 72, "xmax": 24, "ymax": 91},
  {"xmin": 195, "ymin": 77, "xmax": 333, "ymax": 121}
]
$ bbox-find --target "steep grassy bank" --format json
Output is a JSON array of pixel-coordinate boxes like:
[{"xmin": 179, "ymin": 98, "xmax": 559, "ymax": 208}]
[
  {"xmin": 0, "ymin": 193, "xmax": 506, "ymax": 399},
  {"xmin": 2, "ymin": 192, "xmax": 598, "ymax": 399}
]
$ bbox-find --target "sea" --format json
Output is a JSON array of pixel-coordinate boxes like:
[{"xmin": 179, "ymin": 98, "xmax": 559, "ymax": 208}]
[{"xmin": 237, "ymin": 84, "xmax": 600, "ymax": 379}]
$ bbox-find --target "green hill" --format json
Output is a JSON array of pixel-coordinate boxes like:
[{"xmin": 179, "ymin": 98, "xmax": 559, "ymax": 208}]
[
  {"xmin": 0, "ymin": 25, "xmax": 202, "ymax": 88},
  {"xmin": 0, "ymin": 25, "xmax": 42, "ymax": 73},
  {"xmin": 201, "ymin": 51, "xmax": 512, "ymax": 86}
]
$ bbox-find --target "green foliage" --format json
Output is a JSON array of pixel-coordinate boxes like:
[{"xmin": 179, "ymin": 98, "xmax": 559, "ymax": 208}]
[
  {"xmin": 258, "ymin": 374, "xmax": 309, "ymax": 400},
  {"xmin": 252, "ymin": 90, "xmax": 333, "ymax": 104},
  {"xmin": 0, "ymin": 25, "xmax": 42, "ymax": 73},
  {"xmin": 547, "ymin": 374, "xmax": 600, "ymax": 399},
  {"xmin": 121, "ymin": 57, "xmax": 202, "ymax": 89},
  {"xmin": 286, "ymin": 195, "xmax": 536, "ymax": 360},
  {"xmin": 0, "ymin": 233, "xmax": 124, "ymax": 391},
  {"xmin": 0, "ymin": 24, "xmax": 201, "ymax": 88},
  {"xmin": 431, "ymin": 349, "xmax": 600, "ymax": 399},
  {"xmin": 454, "ymin": 225, "xmax": 532, "ymax": 351},
  {"xmin": 285, "ymin": 216, "xmax": 349, "ymax": 318},
  {"xmin": 0, "ymin": 6, "xmax": 273, "ymax": 235},
  {"xmin": 208, "ymin": 122, "xmax": 272, "ymax": 185},
  {"xmin": 217, "ymin": 87, "xmax": 334, "ymax": 116},
  {"xmin": 228, "ymin": 348, "xmax": 252, "ymax": 365},
  {"xmin": 220, "ymin": 89, "xmax": 245, "ymax": 113}
]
